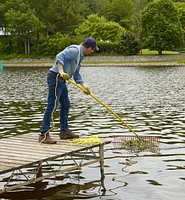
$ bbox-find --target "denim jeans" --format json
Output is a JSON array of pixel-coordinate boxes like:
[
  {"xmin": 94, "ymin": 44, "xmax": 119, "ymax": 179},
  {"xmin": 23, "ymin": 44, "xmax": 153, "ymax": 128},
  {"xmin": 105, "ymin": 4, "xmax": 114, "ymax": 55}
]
[{"xmin": 41, "ymin": 71, "xmax": 70, "ymax": 136}]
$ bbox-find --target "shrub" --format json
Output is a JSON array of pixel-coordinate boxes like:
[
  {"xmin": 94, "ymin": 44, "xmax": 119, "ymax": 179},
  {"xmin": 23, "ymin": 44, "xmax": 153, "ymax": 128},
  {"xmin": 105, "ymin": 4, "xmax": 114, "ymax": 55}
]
[{"xmin": 117, "ymin": 31, "xmax": 140, "ymax": 55}]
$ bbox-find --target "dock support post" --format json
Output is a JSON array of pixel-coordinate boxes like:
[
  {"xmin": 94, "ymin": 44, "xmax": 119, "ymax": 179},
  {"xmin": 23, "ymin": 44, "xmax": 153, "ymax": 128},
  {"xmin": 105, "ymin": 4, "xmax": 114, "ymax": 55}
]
[{"xmin": 99, "ymin": 144, "xmax": 106, "ymax": 192}]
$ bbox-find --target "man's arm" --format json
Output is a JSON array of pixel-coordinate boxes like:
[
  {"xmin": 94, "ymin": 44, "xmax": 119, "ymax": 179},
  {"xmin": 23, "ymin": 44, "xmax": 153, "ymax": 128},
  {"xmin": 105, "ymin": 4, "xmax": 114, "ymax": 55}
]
[
  {"xmin": 57, "ymin": 62, "xmax": 64, "ymax": 74},
  {"xmin": 58, "ymin": 62, "xmax": 70, "ymax": 80}
]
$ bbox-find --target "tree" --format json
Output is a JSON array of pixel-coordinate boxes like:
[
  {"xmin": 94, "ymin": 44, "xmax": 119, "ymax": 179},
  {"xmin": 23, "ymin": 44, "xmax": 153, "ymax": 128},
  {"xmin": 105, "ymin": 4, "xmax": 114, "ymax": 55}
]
[
  {"xmin": 85, "ymin": 0, "xmax": 108, "ymax": 14},
  {"xmin": 45, "ymin": 0, "xmax": 87, "ymax": 35},
  {"xmin": 100, "ymin": 0, "xmax": 134, "ymax": 29},
  {"xmin": 0, "ymin": 0, "xmax": 6, "ymax": 28},
  {"xmin": 28, "ymin": 0, "xmax": 55, "ymax": 36},
  {"xmin": 2, "ymin": 0, "xmax": 45, "ymax": 54},
  {"xmin": 75, "ymin": 14, "xmax": 126, "ymax": 42},
  {"xmin": 141, "ymin": 0, "xmax": 184, "ymax": 55},
  {"xmin": 175, "ymin": 2, "xmax": 185, "ymax": 39},
  {"xmin": 131, "ymin": 0, "xmax": 149, "ymax": 39}
]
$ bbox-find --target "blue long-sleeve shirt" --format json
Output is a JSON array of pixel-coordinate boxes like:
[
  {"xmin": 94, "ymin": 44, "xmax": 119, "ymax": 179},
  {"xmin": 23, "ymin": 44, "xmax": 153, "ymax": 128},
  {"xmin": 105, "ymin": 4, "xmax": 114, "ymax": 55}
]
[{"xmin": 50, "ymin": 44, "xmax": 84, "ymax": 84}]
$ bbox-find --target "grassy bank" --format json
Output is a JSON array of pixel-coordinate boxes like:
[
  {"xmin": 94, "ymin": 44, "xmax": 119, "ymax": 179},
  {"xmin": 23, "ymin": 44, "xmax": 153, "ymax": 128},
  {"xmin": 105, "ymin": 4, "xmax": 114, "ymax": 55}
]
[{"xmin": 140, "ymin": 49, "xmax": 180, "ymax": 55}]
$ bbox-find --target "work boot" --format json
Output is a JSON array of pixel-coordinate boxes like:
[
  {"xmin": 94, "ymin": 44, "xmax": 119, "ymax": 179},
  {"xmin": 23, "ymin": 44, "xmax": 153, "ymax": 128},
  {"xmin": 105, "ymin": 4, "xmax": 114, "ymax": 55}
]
[
  {"xmin": 38, "ymin": 135, "xmax": 57, "ymax": 144},
  {"xmin": 59, "ymin": 130, "xmax": 79, "ymax": 139}
]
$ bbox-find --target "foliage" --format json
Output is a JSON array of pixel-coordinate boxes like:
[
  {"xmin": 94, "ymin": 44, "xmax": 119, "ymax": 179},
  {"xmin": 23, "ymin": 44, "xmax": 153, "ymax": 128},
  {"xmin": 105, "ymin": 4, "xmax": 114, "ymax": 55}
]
[
  {"xmin": 1, "ymin": 0, "xmax": 185, "ymax": 57},
  {"xmin": 28, "ymin": 0, "xmax": 55, "ymax": 36},
  {"xmin": 44, "ymin": 33, "xmax": 72, "ymax": 56},
  {"xmin": 117, "ymin": 31, "xmax": 140, "ymax": 55},
  {"xmin": 97, "ymin": 41, "xmax": 119, "ymax": 54},
  {"xmin": 84, "ymin": 0, "xmax": 108, "ymax": 14},
  {"xmin": 75, "ymin": 14, "xmax": 126, "ymax": 42},
  {"xmin": 175, "ymin": 2, "xmax": 185, "ymax": 39},
  {"xmin": 141, "ymin": 0, "xmax": 184, "ymax": 55},
  {"xmin": 0, "ymin": 0, "xmax": 6, "ymax": 27},
  {"xmin": 47, "ymin": 0, "xmax": 87, "ymax": 34},
  {"xmin": 3, "ymin": 0, "xmax": 45, "ymax": 35},
  {"xmin": 131, "ymin": 0, "xmax": 150, "ymax": 40},
  {"xmin": 31, "ymin": 33, "xmax": 72, "ymax": 57},
  {"xmin": 100, "ymin": 0, "xmax": 134, "ymax": 29},
  {"xmin": 1, "ymin": 0, "xmax": 45, "ymax": 54},
  {"xmin": 0, "ymin": 35, "xmax": 26, "ymax": 54},
  {"xmin": 0, "ymin": 36, "xmax": 14, "ymax": 55}
]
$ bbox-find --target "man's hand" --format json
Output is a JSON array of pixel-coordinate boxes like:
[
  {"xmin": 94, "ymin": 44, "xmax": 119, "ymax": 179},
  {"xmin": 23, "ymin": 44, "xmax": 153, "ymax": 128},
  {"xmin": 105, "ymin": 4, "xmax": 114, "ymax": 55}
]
[
  {"xmin": 83, "ymin": 87, "xmax": 90, "ymax": 95},
  {"xmin": 81, "ymin": 83, "xmax": 90, "ymax": 95},
  {"xmin": 60, "ymin": 73, "xmax": 70, "ymax": 80}
]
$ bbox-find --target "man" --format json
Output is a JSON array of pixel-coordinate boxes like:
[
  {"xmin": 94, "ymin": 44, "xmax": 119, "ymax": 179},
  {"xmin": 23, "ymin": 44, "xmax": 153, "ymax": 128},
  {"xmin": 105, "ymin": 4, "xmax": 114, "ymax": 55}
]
[{"xmin": 39, "ymin": 37, "xmax": 99, "ymax": 144}]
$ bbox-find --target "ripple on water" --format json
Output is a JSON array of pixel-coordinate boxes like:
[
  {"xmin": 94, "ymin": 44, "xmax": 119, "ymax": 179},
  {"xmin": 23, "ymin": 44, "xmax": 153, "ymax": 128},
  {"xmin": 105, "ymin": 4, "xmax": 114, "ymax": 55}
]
[{"xmin": 1, "ymin": 66, "xmax": 185, "ymax": 199}]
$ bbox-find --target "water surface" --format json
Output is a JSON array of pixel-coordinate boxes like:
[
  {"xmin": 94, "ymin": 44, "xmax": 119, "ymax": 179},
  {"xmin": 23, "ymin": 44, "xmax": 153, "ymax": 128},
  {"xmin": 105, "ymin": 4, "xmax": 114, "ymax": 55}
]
[{"xmin": 0, "ymin": 66, "xmax": 185, "ymax": 199}]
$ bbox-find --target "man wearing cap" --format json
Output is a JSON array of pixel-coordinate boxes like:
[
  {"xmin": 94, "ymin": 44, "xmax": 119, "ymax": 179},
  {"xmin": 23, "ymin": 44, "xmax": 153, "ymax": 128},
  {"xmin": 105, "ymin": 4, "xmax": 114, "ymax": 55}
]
[{"xmin": 39, "ymin": 37, "xmax": 99, "ymax": 144}]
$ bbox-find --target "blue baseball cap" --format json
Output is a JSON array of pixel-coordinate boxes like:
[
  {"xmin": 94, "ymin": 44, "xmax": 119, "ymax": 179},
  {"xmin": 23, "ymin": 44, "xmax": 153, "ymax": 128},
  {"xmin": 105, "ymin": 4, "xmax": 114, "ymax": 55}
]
[{"xmin": 85, "ymin": 37, "xmax": 99, "ymax": 51}]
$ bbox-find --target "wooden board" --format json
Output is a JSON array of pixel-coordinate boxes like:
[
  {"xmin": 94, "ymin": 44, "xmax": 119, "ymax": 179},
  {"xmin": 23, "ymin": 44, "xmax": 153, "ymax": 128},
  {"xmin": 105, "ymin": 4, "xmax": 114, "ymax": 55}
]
[{"xmin": 0, "ymin": 133, "xmax": 111, "ymax": 174}]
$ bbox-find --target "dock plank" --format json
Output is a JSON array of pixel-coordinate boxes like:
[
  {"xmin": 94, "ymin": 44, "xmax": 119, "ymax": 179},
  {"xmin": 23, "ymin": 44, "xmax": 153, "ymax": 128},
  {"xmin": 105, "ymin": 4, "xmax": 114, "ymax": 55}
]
[
  {"xmin": 0, "ymin": 133, "xmax": 111, "ymax": 174},
  {"xmin": 0, "ymin": 133, "xmax": 111, "ymax": 194}
]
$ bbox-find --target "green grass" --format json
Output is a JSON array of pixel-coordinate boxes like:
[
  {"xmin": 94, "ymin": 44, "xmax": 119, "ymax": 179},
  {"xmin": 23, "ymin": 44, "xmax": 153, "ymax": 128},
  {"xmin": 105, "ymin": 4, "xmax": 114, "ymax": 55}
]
[
  {"xmin": 178, "ymin": 59, "xmax": 185, "ymax": 63},
  {"xmin": 141, "ymin": 49, "xmax": 180, "ymax": 55}
]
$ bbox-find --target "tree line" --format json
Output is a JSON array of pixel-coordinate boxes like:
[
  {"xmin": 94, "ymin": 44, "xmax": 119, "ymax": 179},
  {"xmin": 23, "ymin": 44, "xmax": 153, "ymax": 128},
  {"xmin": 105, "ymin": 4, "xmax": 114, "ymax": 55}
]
[{"xmin": 0, "ymin": 0, "xmax": 185, "ymax": 58}]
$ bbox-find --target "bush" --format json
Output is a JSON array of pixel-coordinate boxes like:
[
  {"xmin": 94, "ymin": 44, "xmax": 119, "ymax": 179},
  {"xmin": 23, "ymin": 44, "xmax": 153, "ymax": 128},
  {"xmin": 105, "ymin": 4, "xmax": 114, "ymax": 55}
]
[
  {"xmin": 117, "ymin": 31, "xmax": 141, "ymax": 56},
  {"xmin": 30, "ymin": 33, "xmax": 73, "ymax": 57},
  {"xmin": 97, "ymin": 41, "xmax": 119, "ymax": 54},
  {"xmin": 0, "ymin": 35, "xmax": 21, "ymax": 55}
]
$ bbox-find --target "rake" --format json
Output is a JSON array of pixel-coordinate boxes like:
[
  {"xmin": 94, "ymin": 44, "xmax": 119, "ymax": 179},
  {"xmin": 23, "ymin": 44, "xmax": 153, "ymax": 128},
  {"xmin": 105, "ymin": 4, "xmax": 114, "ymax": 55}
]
[{"xmin": 68, "ymin": 79, "xmax": 160, "ymax": 150}]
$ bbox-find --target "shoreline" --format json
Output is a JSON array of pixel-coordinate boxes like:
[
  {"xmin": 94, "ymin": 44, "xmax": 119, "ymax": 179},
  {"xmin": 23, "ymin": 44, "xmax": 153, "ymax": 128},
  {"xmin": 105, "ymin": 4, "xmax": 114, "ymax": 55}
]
[
  {"xmin": 2, "ymin": 54, "xmax": 185, "ymax": 67},
  {"xmin": 2, "ymin": 61, "xmax": 185, "ymax": 67}
]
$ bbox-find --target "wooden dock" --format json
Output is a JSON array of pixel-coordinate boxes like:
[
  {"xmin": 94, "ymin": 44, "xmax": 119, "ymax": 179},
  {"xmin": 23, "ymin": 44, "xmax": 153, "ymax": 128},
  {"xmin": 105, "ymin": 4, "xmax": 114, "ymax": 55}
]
[{"xmin": 0, "ymin": 133, "xmax": 111, "ymax": 194}]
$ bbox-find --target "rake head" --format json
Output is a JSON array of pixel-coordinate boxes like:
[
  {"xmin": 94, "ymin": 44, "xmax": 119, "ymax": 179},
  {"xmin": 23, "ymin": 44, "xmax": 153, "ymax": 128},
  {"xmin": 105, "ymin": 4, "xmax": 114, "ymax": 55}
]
[{"xmin": 113, "ymin": 135, "xmax": 160, "ymax": 153}]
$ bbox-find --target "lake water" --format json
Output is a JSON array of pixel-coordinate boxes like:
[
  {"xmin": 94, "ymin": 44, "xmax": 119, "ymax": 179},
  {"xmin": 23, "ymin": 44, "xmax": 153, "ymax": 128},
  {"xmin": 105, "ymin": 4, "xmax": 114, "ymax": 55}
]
[{"xmin": 1, "ymin": 66, "xmax": 185, "ymax": 199}]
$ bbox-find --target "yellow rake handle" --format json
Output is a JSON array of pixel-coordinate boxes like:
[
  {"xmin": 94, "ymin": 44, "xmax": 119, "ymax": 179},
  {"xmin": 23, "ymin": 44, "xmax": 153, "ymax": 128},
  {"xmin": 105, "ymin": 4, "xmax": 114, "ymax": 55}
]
[{"xmin": 68, "ymin": 79, "xmax": 139, "ymax": 137}]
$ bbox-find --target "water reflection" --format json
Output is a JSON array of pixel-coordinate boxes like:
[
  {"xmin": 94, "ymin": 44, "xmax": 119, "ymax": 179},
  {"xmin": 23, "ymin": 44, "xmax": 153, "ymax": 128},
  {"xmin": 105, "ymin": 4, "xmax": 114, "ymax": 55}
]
[
  {"xmin": 1, "ymin": 175, "xmax": 104, "ymax": 200},
  {"xmin": 1, "ymin": 66, "xmax": 185, "ymax": 199}
]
